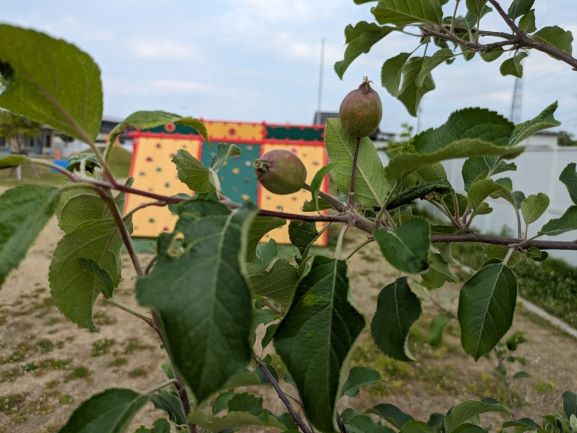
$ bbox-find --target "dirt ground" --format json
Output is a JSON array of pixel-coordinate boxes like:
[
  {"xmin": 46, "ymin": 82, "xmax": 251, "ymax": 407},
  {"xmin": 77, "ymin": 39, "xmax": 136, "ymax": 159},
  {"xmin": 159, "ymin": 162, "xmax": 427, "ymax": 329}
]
[{"xmin": 1, "ymin": 210, "xmax": 576, "ymax": 432}]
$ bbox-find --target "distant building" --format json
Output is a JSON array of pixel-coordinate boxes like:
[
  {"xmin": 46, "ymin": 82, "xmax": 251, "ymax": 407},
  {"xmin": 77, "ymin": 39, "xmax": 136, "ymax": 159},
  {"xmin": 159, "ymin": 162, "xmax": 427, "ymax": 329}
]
[{"xmin": 0, "ymin": 116, "xmax": 131, "ymax": 158}]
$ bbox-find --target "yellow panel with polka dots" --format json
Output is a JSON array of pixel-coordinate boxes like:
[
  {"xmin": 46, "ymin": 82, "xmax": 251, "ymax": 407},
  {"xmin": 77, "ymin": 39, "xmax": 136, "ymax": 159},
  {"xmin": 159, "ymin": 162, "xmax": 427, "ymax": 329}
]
[
  {"xmin": 205, "ymin": 121, "xmax": 264, "ymax": 141},
  {"xmin": 259, "ymin": 143, "xmax": 327, "ymax": 245},
  {"xmin": 125, "ymin": 137, "xmax": 202, "ymax": 237}
]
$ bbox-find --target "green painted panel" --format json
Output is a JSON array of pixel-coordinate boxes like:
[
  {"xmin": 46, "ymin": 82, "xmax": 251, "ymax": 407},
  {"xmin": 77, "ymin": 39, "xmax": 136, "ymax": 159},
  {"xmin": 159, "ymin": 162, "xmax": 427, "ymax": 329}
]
[
  {"xmin": 266, "ymin": 126, "xmax": 323, "ymax": 141},
  {"xmin": 144, "ymin": 124, "xmax": 200, "ymax": 135},
  {"xmin": 201, "ymin": 142, "xmax": 261, "ymax": 203}
]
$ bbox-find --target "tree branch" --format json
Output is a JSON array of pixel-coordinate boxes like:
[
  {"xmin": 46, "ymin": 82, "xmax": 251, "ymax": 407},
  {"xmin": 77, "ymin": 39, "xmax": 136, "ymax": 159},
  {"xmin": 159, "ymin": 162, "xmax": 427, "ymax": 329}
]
[
  {"xmin": 96, "ymin": 187, "xmax": 144, "ymax": 276},
  {"xmin": 432, "ymin": 233, "xmax": 577, "ymax": 250},
  {"xmin": 254, "ymin": 355, "xmax": 314, "ymax": 433}
]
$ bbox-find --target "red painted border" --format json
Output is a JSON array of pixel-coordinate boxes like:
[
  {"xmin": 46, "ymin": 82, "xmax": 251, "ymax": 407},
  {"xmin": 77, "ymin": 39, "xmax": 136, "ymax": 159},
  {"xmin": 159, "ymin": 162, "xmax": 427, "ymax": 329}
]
[
  {"xmin": 125, "ymin": 137, "xmax": 141, "ymax": 213},
  {"xmin": 129, "ymin": 131, "xmax": 326, "ymax": 147}
]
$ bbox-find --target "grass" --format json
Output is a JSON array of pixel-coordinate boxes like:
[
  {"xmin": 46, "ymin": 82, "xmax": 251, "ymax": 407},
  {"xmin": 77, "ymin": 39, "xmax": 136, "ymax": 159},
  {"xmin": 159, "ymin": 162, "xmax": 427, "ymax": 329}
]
[{"xmin": 0, "ymin": 146, "xmax": 131, "ymax": 187}]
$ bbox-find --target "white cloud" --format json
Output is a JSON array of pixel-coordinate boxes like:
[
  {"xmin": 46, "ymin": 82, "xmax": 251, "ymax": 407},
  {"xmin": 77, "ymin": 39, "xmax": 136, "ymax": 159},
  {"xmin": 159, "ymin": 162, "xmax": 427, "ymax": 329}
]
[
  {"xmin": 147, "ymin": 80, "xmax": 211, "ymax": 93},
  {"xmin": 127, "ymin": 39, "xmax": 205, "ymax": 62}
]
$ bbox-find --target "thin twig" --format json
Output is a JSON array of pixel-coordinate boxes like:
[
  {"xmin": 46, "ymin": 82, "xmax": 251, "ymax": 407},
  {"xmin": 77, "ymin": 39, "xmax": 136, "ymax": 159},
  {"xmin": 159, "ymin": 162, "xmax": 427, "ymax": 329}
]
[
  {"xmin": 143, "ymin": 379, "xmax": 177, "ymax": 395},
  {"xmin": 96, "ymin": 187, "xmax": 144, "ymax": 276},
  {"xmin": 124, "ymin": 200, "xmax": 167, "ymax": 220},
  {"xmin": 145, "ymin": 255, "xmax": 159, "ymax": 275},
  {"xmin": 450, "ymin": 0, "xmax": 461, "ymax": 34},
  {"xmin": 346, "ymin": 237, "xmax": 374, "ymax": 260},
  {"xmin": 254, "ymin": 355, "xmax": 314, "ymax": 433},
  {"xmin": 336, "ymin": 412, "xmax": 347, "ymax": 433},
  {"xmin": 347, "ymin": 137, "xmax": 362, "ymax": 210},
  {"xmin": 105, "ymin": 299, "xmax": 153, "ymax": 326}
]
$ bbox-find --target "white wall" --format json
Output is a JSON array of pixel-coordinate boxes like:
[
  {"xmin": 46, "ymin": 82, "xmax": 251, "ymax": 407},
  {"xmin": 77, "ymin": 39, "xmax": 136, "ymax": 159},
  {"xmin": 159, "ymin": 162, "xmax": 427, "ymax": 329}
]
[{"xmin": 379, "ymin": 145, "xmax": 577, "ymax": 264}]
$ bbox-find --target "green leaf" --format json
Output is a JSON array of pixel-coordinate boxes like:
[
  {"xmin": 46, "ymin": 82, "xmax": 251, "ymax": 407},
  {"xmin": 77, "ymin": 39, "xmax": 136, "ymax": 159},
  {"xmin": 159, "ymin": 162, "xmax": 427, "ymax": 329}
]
[
  {"xmin": 335, "ymin": 22, "xmax": 394, "ymax": 79},
  {"xmin": 513, "ymin": 371, "xmax": 531, "ymax": 379},
  {"xmin": 508, "ymin": 0, "xmax": 534, "ymax": 19},
  {"xmin": 458, "ymin": 264, "xmax": 517, "ymax": 360},
  {"xmin": 369, "ymin": 403, "xmax": 414, "ymax": 429},
  {"xmin": 387, "ymin": 139, "xmax": 523, "ymax": 180},
  {"xmin": 210, "ymin": 143, "xmax": 241, "ymax": 172},
  {"xmin": 372, "ymin": 0, "xmax": 443, "ymax": 25},
  {"xmin": 400, "ymin": 420, "xmax": 435, "ymax": 433},
  {"xmin": 134, "ymin": 418, "xmax": 171, "ymax": 433},
  {"xmin": 67, "ymin": 151, "xmax": 100, "ymax": 173},
  {"xmin": 381, "ymin": 52, "xmax": 411, "ymax": 97},
  {"xmin": 172, "ymin": 149, "xmax": 215, "ymax": 194},
  {"xmin": 245, "ymin": 216, "xmax": 285, "ymax": 262},
  {"xmin": 521, "ymin": 193, "xmax": 550, "ymax": 225},
  {"xmin": 325, "ymin": 118, "xmax": 389, "ymax": 207},
  {"xmin": 532, "ymin": 26, "xmax": 574, "ymax": 56},
  {"xmin": 56, "ymin": 184, "xmax": 111, "ymax": 233},
  {"xmin": 0, "ymin": 154, "xmax": 29, "ymax": 168},
  {"xmin": 424, "ymin": 252, "xmax": 458, "ymax": 287},
  {"xmin": 188, "ymin": 408, "xmax": 284, "ymax": 431},
  {"xmin": 288, "ymin": 220, "xmax": 319, "ymax": 257},
  {"xmin": 374, "ymin": 218, "xmax": 430, "ymax": 273},
  {"xmin": 58, "ymin": 388, "xmax": 148, "ymax": 433},
  {"xmin": 78, "ymin": 258, "xmax": 114, "ymax": 298},
  {"xmin": 137, "ymin": 201, "xmax": 258, "ymax": 402},
  {"xmin": 467, "ymin": 179, "xmax": 514, "ymax": 212},
  {"xmin": 500, "ymin": 52, "xmax": 528, "ymax": 78},
  {"xmin": 563, "ymin": 391, "xmax": 577, "ymax": 418},
  {"xmin": 49, "ymin": 219, "xmax": 124, "ymax": 330},
  {"xmin": 227, "ymin": 392, "xmax": 265, "ymax": 415},
  {"xmin": 560, "ymin": 163, "xmax": 577, "ymax": 205},
  {"xmin": 248, "ymin": 259, "xmax": 299, "ymax": 311},
  {"xmin": 414, "ymin": 108, "xmax": 514, "ymax": 153},
  {"xmin": 502, "ymin": 418, "xmax": 540, "ymax": 432},
  {"xmin": 539, "ymin": 206, "xmax": 577, "ymax": 236},
  {"xmin": 509, "ymin": 102, "xmax": 560, "ymax": 146},
  {"xmin": 387, "ymin": 182, "xmax": 451, "ymax": 210},
  {"xmin": 302, "ymin": 197, "xmax": 333, "ymax": 212},
  {"xmin": 480, "ymin": 48, "xmax": 504, "ymax": 62},
  {"xmin": 108, "ymin": 111, "xmax": 207, "ymax": 149},
  {"xmin": 0, "ymin": 25, "xmax": 102, "ymax": 142},
  {"xmin": 274, "ymin": 256, "xmax": 365, "ymax": 432},
  {"xmin": 445, "ymin": 399, "xmax": 509, "ymax": 433},
  {"xmin": 49, "ymin": 185, "xmax": 129, "ymax": 330},
  {"xmin": 341, "ymin": 366, "xmax": 381, "ymax": 397},
  {"xmin": 371, "ymin": 277, "xmax": 422, "ymax": 361},
  {"xmin": 310, "ymin": 164, "xmax": 334, "ymax": 211},
  {"xmin": 465, "ymin": 0, "xmax": 489, "ymax": 19},
  {"xmin": 451, "ymin": 424, "xmax": 488, "ymax": 433},
  {"xmin": 518, "ymin": 10, "xmax": 536, "ymax": 33},
  {"xmin": 384, "ymin": 56, "xmax": 436, "ymax": 116},
  {"xmin": 255, "ymin": 239, "xmax": 278, "ymax": 269},
  {"xmin": 0, "ymin": 185, "xmax": 59, "ymax": 287},
  {"xmin": 150, "ymin": 390, "xmax": 187, "ymax": 426},
  {"xmin": 417, "ymin": 48, "xmax": 453, "ymax": 87},
  {"xmin": 343, "ymin": 410, "xmax": 395, "ymax": 433},
  {"xmin": 427, "ymin": 314, "xmax": 453, "ymax": 347}
]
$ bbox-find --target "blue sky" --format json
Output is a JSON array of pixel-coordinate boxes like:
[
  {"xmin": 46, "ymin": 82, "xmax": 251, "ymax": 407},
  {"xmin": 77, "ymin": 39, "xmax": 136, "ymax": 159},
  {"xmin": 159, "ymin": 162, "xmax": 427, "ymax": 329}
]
[{"xmin": 3, "ymin": 1, "xmax": 576, "ymax": 135}]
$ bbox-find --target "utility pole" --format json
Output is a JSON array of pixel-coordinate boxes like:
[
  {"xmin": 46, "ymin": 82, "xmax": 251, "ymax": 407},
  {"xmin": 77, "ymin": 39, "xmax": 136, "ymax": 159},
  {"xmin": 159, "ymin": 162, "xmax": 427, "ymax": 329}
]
[
  {"xmin": 315, "ymin": 38, "xmax": 325, "ymax": 124},
  {"xmin": 510, "ymin": 76, "xmax": 523, "ymax": 123}
]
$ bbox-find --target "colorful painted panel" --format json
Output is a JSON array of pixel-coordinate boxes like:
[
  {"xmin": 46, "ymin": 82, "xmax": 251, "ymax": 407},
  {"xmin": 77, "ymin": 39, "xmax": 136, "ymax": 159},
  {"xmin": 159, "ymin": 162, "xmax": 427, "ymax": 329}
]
[
  {"xmin": 205, "ymin": 121, "xmax": 264, "ymax": 142},
  {"xmin": 125, "ymin": 137, "xmax": 202, "ymax": 237},
  {"xmin": 259, "ymin": 143, "xmax": 327, "ymax": 245},
  {"xmin": 126, "ymin": 121, "xmax": 329, "ymax": 246},
  {"xmin": 265, "ymin": 125, "xmax": 324, "ymax": 142},
  {"xmin": 201, "ymin": 142, "xmax": 261, "ymax": 204}
]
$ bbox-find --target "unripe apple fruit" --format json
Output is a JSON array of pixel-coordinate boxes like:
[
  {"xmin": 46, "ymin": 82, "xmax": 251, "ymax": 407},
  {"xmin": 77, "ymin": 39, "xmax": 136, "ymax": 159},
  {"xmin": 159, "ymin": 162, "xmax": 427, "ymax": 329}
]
[
  {"xmin": 339, "ymin": 77, "xmax": 382, "ymax": 138},
  {"xmin": 254, "ymin": 150, "xmax": 307, "ymax": 195}
]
